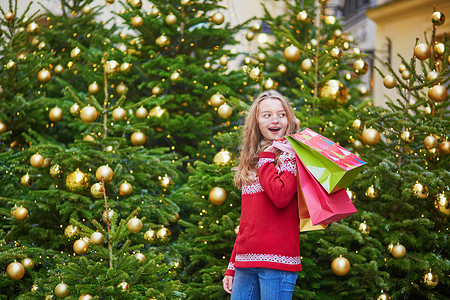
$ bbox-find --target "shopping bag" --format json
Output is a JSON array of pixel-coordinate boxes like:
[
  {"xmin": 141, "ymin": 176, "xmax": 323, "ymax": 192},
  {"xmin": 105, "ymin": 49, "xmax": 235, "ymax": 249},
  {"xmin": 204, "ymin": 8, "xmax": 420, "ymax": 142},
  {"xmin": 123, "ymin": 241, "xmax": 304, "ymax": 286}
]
[
  {"xmin": 286, "ymin": 128, "xmax": 366, "ymax": 193},
  {"xmin": 296, "ymin": 156, "xmax": 357, "ymax": 225}
]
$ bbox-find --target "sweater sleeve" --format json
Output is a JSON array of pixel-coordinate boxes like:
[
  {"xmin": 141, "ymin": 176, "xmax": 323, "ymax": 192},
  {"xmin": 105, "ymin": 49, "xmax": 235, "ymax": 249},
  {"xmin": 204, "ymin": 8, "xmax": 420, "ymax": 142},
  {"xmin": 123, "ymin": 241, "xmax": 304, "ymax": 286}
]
[
  {"xmin": 224, "ymin": 242, "xmax": 237, "ymax": 276},
  {"xmin": 257, "ymin": 151, "xmax": 297, "ymax": 208}
]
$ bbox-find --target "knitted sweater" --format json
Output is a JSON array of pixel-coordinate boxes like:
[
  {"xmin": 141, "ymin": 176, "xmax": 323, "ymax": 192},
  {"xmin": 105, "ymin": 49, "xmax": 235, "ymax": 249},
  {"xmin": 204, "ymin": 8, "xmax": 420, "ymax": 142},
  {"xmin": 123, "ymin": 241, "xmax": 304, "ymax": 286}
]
[{"xmin": 225, "ymin": 151, "xmax": 301, "ymax": 277}]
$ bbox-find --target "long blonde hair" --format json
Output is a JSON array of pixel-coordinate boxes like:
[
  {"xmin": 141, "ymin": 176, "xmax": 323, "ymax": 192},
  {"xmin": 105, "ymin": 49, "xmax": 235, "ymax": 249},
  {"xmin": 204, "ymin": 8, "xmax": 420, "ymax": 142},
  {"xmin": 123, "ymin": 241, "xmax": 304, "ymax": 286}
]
[{"xmin": 234, "ymin": 91, "xmax": 299, "ymax": 189}]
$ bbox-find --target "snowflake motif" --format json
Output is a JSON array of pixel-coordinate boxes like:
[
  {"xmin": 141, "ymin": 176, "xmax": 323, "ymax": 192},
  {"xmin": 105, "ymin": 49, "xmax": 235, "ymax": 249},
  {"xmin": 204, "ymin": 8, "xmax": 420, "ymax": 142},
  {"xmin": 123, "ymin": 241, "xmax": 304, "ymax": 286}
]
[
  {"xmin": 227, "ymin": 261, "xmax": 235, "ymax": 270},
  {"xmin": 235, "ymin": 253, "xmax": 301, "ymax": 265}
]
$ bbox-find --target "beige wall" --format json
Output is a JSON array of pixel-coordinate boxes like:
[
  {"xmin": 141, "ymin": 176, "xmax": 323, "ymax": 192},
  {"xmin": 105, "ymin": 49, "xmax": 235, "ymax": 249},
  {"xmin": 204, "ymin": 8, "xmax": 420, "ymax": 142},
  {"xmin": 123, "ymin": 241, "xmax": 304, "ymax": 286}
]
[{"xmin": 367, "ymin": 0, "xmax": 450, "ymax": 106}]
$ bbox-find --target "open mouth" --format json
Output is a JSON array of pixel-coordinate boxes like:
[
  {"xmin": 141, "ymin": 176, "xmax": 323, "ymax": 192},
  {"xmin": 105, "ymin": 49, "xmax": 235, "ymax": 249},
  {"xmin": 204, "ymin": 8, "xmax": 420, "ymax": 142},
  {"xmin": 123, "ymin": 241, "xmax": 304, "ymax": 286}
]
[{"xmin": 269, "ymin": 127, "xmax": 281, "ymax": 134}]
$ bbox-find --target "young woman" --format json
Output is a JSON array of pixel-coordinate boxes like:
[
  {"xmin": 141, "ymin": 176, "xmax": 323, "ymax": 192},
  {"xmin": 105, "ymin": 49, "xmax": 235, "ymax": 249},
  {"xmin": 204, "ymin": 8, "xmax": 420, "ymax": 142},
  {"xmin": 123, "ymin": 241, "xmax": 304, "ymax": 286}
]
[{"xmin": 223, "ymin": 91, "xmax": 301, "ymax": 299}]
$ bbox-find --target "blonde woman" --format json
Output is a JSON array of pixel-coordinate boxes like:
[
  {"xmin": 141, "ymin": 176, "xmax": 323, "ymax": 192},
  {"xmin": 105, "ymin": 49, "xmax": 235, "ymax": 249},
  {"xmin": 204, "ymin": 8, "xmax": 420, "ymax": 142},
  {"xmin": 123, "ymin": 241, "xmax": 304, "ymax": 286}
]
[{"xmin": 223, "ymin": 91, "xmax": 301, "ymax": 299}]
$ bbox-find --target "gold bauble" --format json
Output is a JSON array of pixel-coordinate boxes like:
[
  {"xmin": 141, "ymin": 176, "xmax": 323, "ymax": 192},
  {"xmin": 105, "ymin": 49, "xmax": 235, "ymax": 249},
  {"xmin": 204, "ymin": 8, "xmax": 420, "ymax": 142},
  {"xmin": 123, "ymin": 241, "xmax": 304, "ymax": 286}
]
[
  {"xmin": 4, "ymin": 11, "xmax": 14, "ymax": 21},
  {"xmin": 358, "ymin": 222, "xmax": 369, "ymax": 234},
  {"xmin": 346, "ymin": 188, "xmax": 357, "ymax": 202},
  {"xmin": 426, "ymin": 71, "xmax": 439, "ymax": 82},
  {"xmin": 324, "ymin": 15, "xmax": 336, "ymax": 25},
  {"xmin": 149, "ymin": 106, "xmax": 166, "ymax": 118},
  {"xmin": 131, "ymin": 15, "xmax": 144, "ymax": 27},
  {"xmin": 129, "ymin": 0, "xmax": 142, "ymax": 8},
  {"xmin": 66, "ymin": 169, "xmax": 90, "ymax": 194},
  {"xmin": 54, "ymin": 282, "xmax": 69, "ymax": 298},
  {"xmin": 218, "ymin": 103, "xmax": 232, "ymax": 119},
  {"xmin": 284, "ymin": 45, "xmax": 300, "ymax": 62},
  {"xmin": 37, "ymin": 42, "xmax": 46, "ymax": 50},
  {"xmin": 112, "ymin": 107, "xmax": 126, "ymax": 121},
  {"xmin": 245, "ymin": 31, "xmax": 255, "ymax": 41},
  {"xmin": 365, "ymin": 185, "xmax": 378, "ymax": 199},
  {"xmin": 96, "ymin": 165, "xmax": 114, "ymax": 183},
  {"xmin": 49, "ymin": 106, "xmax": 63, "ymax": 122},
  {"xmin": 249, "ymin": 67, "xmax": 262, "ymax": 81},
  {"xmin": 156, "ymin": 35, "xmax": 170, "ymax": 47},
  {"xmin": 70, "ymin": 103, "xmax": 80, "ymax": 116},
  {"xmin": 127, "ymin": 217, "xmax": 143, "ymax": 233},
  {"xmin": 414, "ymin": 43, "xmax": 431, "ymax": 60},
  {"xmin": 165, "ymin": 14, "xmax": 177, "ymax": 25},
  {"xmin": 301, "ymin": 58, "xmax": 313, "ymax": 72},
  {"xmin": 14, "ymin": 206, "xmax": 29, "ymax": 220},
  {"xmin": 42, "ymin": 158, "xmax": 51, "ymax": 168},
  {"xmin": 170, "ymin": 71, "xmax": 181, "ymax": 82},
  {"xmin": 422, "ymin": 271, "xmax": 439, "ymax": 288},
  {"xmin": 152, "ymin": 85, "xmax": 163, "ymax": 95},
  {"xmin": 64, "ymin": 225, "xmax": 79, "ymax": 238},
  {"xmin": 431, "ymin": 11, "xmax": 445, "ymax": 26},
  {"xmin": 264, "ymin": 78, "xmax": 276, "ymax": 90},
  {"xmin": 82, "ymin": 6, "xmax": 93, "ymax": 14},
  {"xmin": 150, "ymin": 6, "xmax": 160, "ymax": 16},
  {"xmin": 434, "ymin": 43, "xmax": 445, "ymax": 55},
  {"xmin": 400, "ymin": 130, "xmax": 414, "ymax": 142},
  {"xmin": 78, "ymin": 295, "xmax": 93, "ymax": 300},
  {"xmin": 156, "ymin": 227, "xmax": 171, "ymax": 243},
  {"xmin": 352, "ymin": 119, "xmax": 362, "ymax": 130},
  {"xmin": 412, "ymin": 182, "xmax": 429, "ymax": 198},
  {"xmin": 120, "ymin": 62, "xmax": 131, "ymax": 73},
  {"xmin": 134, "ymin": 252, "xmax": 146, "ymax": 262},
  {"xmin": 277, "ymin": 63, "xmax": 287, "ymax": 74},
  {"xmin": 37, "ymin": 69, "xmax": 51, "ymax": 83},
  {"xmin": 362, "ymin": 128, "xmax": 380, "ymax": 146},
  {"xmin": 331, "ymin": 256, "xmax": 350, "ymax": 276},
  {"xmin": 119, "ymin": 181, "xmax": 133, "ymax": 196},
  {"xmin": 90, "ymin": 182, "xmax": 104, "ymax": 198},
  {"xmin": 213, "ymin": 149, "xmax": 234, "ymax": 166},
  {"xmin": 434, "ymin": 192, "xmax": 449, "ymax": 215},
  {"xmin": 80, "ymin": 106, "xmax": 98, "ymax": 123},
  {"xmin": 131, "ymin": 131, "xmax": 146, "ymax": 146},
  {"xmin": 391, "ymin": 244, "xmax": 406, "ymax": 258},
  {"xmin": 296, "ymin": 10, "xmax": 309, "ymax": 22},
  {"xmin": 377, "ymin": 291, "xmax": 391, "ymax": 300},
  {"xmin": 428, "ymin": 85, "xmax": 447, "ymax": 102},
  {"xmin": 0, "ymin": 121, "xmax": 7, "ymax": 133},
  {"xmin": 135, "ymin": 106, "xmax": 148, "ymax": 119},
  {"xmin": 116, "ymin": 82, "xmax": 128, "ymax": 95},
  {"xmin": 21, "ymin": 174, "xmax": 32, "ymax": 187},
  {"xmin": 401, "ymin": 70, "xmax": 411, "ymax": 80},
  {"xmin": 210, "ymin": 93, "xmax": 225, "ymax": 107},
  {"xmin": 251, "ymin": 22, "xmax": 261, "ymax": 33},
  {"xmin": 50, "ymin": 164, "xmax": 62, "ymax": 177},
  {"xmin": 209, "ymin": 187, "xmax": 227, "ymax": 205},
  {"xmin": 118, "ymin": 281, "xmax": 129, "ymax": 290},
  {"xmin": 320, "ymin": 80, "xmax": 349, "ymax": 105},
  {"xmin": 6, "ymin": 60, "xmax": 16, "ymax": 69},
  {"xmin": 30, "ymin": 153, "xmax": 44, "ymax": 168},
  {"xmin": 105, "ymin": 60, "xmax": 119, "ymax": 74},
  {"xmin": 90, "ymin": 231, "xmax": 104, "ymax": 245},
  {"xmin": 158, "ymin": 174, "xmax": 174, "ymax": 193},
  {"xmin": 21, "ymin": 258, "xmax": 34, "ymax": 270},
  {"xmin": 353, "ymin": 59, "xmax": 369, "ymax": 75},
  {"xmin": 70, "ymin": 47, "xmax": 81, "ymax": 59},
  {"xmin": 203, "ymin": 61, "xmax": 212, "ymax": 70},
  {"xmin": 181, "ymin": 0, "xmax": 190, "ymax": 5},
  {"xmin": 424, "ymin": 135, "xmax": 437, "ymax": 149},
  {"xmin": 144, "ymin": 229, "xmax": 157, "ymax": 243},
  {"xmin": 6, "ymin": 261, "xmax": 25, "ymax": 280},
  {"xmin": 73, "ymin": 239, "xmax": 88, "ymax": 255},
  {"xmin": 352, "ymin": 140, "xmax": 363, "ymax": 151},
  {"xmin": 439, "ymin": 141, "xmax": 450, "ymax": 155},
  {"xmin": 398, "ymin": 64, "xmax": 407, "ymax": 73},
  {"xmin": 211, "ymin": 12, "xmax": 225, "ymax": 25},
  {"xmin": 88, "ymin": 82, "xmax": 100, "ymax": 94},
  {"xmin": 330, "ymin": 47, "xmax": 342, "ymax": 59},
  {"xmin": 219, "ymin": 55, "xmax": 228, "ymax": 66},
  {"xmin": 383, "ymin": 75, "xmax": 397, "ymax": 89}
]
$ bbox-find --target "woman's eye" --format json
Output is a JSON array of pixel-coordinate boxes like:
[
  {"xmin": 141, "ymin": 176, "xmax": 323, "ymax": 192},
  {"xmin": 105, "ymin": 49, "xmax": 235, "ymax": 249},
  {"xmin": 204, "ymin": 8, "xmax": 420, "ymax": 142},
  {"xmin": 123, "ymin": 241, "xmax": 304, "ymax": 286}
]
[
  {"xmin": 264, "ymin": 114, "xmax": 271, "ymax": 118},
  {"xmin": 279, "ymin": 113, "xmax": 286, "ymax": 117}
]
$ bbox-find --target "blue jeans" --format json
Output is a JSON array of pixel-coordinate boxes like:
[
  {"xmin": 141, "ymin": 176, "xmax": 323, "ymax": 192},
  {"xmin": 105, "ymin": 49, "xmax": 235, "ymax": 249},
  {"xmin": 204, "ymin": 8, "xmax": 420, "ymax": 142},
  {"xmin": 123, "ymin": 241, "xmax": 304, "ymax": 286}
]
[{"xmin": 231, "ymin": 267, "xmax": 298, "ymax": 300}]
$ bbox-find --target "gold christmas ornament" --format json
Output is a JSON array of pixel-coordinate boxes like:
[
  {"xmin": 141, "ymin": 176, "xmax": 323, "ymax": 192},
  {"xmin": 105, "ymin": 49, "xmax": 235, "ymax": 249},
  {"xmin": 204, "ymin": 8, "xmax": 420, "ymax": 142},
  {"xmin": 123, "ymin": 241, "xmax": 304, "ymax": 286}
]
[
  {"xmin": 120, "ymin": 62, "xmax": 131, "ymax": 73},
  {"xmin": 209, "ymin": 187, "xmax": 227, "ymax": 205},
  {"xmin": 70, "ymin": 103, "xmax": 80, "ymax": 116},
  {"xmin": 414, "ymin": 43, "xmax": 431, "ymax": 60},
  {"xmin": 90, "ymin": 182, "xmax": 104, "ymax": 198},
  {"xmin": 424, "ymin": 135, "xmax": 438, "ymax": 149},
  {"xmin": 4, "ymin": 11, "xmax": 14, "ymax": 21},
  {"xmin": 131, "ymin": 131, "xmax": 146, "ymax": 146},
  {"xmin": 330, "ymin": 47, "xmax": 342, "ymax": 59},
  {"xmin": 116, "ymin": 82, "xmax": 128, "ymax": 95},
  {"xmin": 50, "ymin": 164, "xmax": 62, "ymax": 177},
  {"xmin": 400, "ymin": 130, "xmax": 414, "ymax": 142},
  {"xmin": 14, "ymin": 206, "xmax": 29, "ymax": 220},
  {"xmin": 0, "ymin": 121, "xmax": 7, "ymax": 133},
  {"xmin": 127, "ymin": 217, "xmax": 143, "ymax": 233},
  {"xmin": 158, "ymin": 174, "xmax": 174, "ymax": 193},
  {"xmin": 422, "ymin": 271, "xmax": 439, "ymax": 288},
  {"xmin": 344, "ymin": 72, "xmax": 352, "ymax": 81},
  {"xmin": 66, "ymin": 169, "xmax": 90, "ymax": 194},
  {"xmin": 81, "ymin": 6, "xmax": 93, "ymax": 14},
  {"xmin": 426, "ymin": 71, "xmax": 439, "ymax": 82},
  {"xmin": 218, "ymin": 103, "xmax": 232, "ymax": 119},
  {"xmin": 277, "ymin": 63, "xmax": 287, "ymax": 74},
  {"xmin": 346, "ymin": 188, "xmax": 357, "ymax": 202},
  {"xmin": 21, "ymin": 258, "xmax": 34, "ymax": 270},
  {"xmin": 105, "ymin": 60, "xmax": 120, "ymax": 74},
  {"xmin": 324, "ymin": 15, "xmax": 336, "ymax": 25},
  {"xmin": 21, "ymin": 174, "xmax": 32, "ymax": 187},
  {"xmin": 391, "ymin": 244, "xmax": 406, "ymax": 258},
  {"xmin": 358, "ymin": 222, "xmax": 370, "ymax": 234},
  {"xmin": 88, "ymin": 82, "xmax": 100, "ymax": 94},
  {"xmin": 181, "ymin": 0, "xmax": 190, "ymax": 5},
  {"xmin": 118, "ymin": 281, "xmax": 129, "ymax": 290},
  {"xmin": 383, "ymin": 75, "xmax": 397, "ymax": 89},
  {"xmin": 73, "ymin": 239, "xmax": 89, "ymax": 255},
  {"xmin": 135, "ymin": 106, "xmax": 148, "ymax": 119},
  {"xmin": 249, "ymin": 67, "xmax": 262, "ymax": 81},
  {"xmin": 434, "ymin": 43, "xmax": 445, "ymax": 55},
  {"xmin": 131, "ymin": 15, "xmax": 144, "ymax": 27},
  {"xmin": 434, "ymin": 192, "xmax": 449, "ymax": 215},
  {"xmin": 342, "ymin": 41, "xmax": 350, "ymax": 50},
  {"xmin": 401, "ymin": 70, "xmax": 411, "ymax": 80},
  {"xmin": 6, "ymin": 261, "xmax": 25, "ymax": 280},
  {"xmin": 37, "ymin": 69, "xmax": 51, "ymax": 83},
  {"xmin": 152, "ymin": 85, "xmax": 163, "ymax": 95},
  {"xmin": 352, "ymin": 119, "xmax": 362, "ymax": 130},
  {"xmin": 129, "ymin": 0, "xmax": 142, "ymax": 8},
  {"xmin": 428, "ymin": 85, "xmax": 447, "ymax": 102},
  {"xmin": 170, "ymin": 71, "xmax": 181, "ymax": 82},
  {"xmin": 165, "ymin": 14, "xmax": 177, "ymax": 25},
  {"xmin": 352, "ymin": 140, "xmax": 363, "ymax": 151},
  {"xmin": 80, "ymin": 106, "xmax": 98, "ymax": 123},
  {"xmin": 6, "ymin": 60, "xmax": 16, "ymax": 69},
  {"xmin": 377, "ymin": 291, "xmax": 391, "ymax": 300},
  {"xmin": 102, "ymin": 209, "xmax": 115, "ymax": 222},
  {"xmin": 439, "ymin": 141, "xmax": 450, "ymax": 155},
  {"xmin": 134, "ymin": 252, "xmax": 146, "ymax": 262},
  {"xmin": 334, "ymin": 29, "xmax": 342, "ymax": 37},
  {"xmin": 362, "ymin": 128, "xmax": 380, "ymax": 146},
  {"xmin": 319, "ymin": 80, "xmax": 349, "ymax": 106},
  {"xmin": 112, "ymin": 107, "xmax": 126, "ymax": 121},
  {"xmin": 213, "ymin": 149, "xmax": 234, "ymax": 166},
  {"xmin": 264, "ymin": 78, "xmax": 276, "ymax": 90},
  {"xmin": 78, "ymin": 295, "xmax": 93, "ymax": 300},
  {"xmin": 431, "ymin": 11, "xmax": 445, "ymax": 26},
  {"xmin": 54, "ymin": 282, "xmax": 69, "ymax": 298},
  {"xmin": 365, "ymin": 185, "xmax": 378, "ymax": 199},
  {"xmin": 331, "ymin": 256, "xmax": 350, "ymax": 276},
  {"xmin": 210, "ymin": 93, "xmax": 225, "ymax": 107},
  {"xmin": 203, "ymin": 61, "xmax": 212, "ymax": 70},
  {"xmin": 42, "ymin": 158, "xmax": 51, "ymax": 168},
  {"xmin": 412, "ymin": 182, "xmax": 429, "ymax": 198},
  {"xmin": 211, "ymin": 12, "xmax": 225, "ymax": 25},
  {"xmin": 144, "ymin": 229, "xmax": 157, "ymax": 243},
  {"xmin": 296, "ymin": 10, "xmax": 309, "ymax": 22},
  {"xmin": 119, "ymin": 181, "xmax": 133, "ymax": 196},
  {"xmin": 30, "ymin": 153, "xmax": 44, "ymax": 168},
  {"xmin": 149, "ymin": 106, "xmax": 166, "ymax": 118},
  {"xmin": 64, "ymin": 225, "xmax": 79, "ymax": 238},
  {"xmin": 301, "ymin": 59, "xmax": 313, "ymax": 72},
  {"xmin": 398, "ymin": 64, "xmax": 407, "ymax": 73},
  {"xmin": 70, "ymin": 47, "xmax": 81, "ymax": 59},
  {"xmin": 251, "ymin": 22, "xmax": 262, "ymax": 32},
  {"xmin": 257, "ymin": 52, "xmax": 266, "ymax": 63},
  {"xmin": 219, "ymin": 55, "xmax": 228, "ymax": 66},
  {"xmin": 96, "ymin": 165, "xmax": 113, "ymax": 183},
  {"xmin": 284, "ymin": 45, "xmax": 300, "ymax": 62},
  {"xmin": 156, "ymin": 35, "xmax": 170, "ymax": 47},
  {"xmin": 245, "ymin": 31, "xmax": 255, "ymax": 41},
  {"xmin": 49, "ymin": 106, "xmax": 63, "ymax": 122},
  {"xmin": 353, "ymin": 59, "xmax": 369, "ymax": 75},
  {"xmin": 150, "ymin": 6, "xmax": 160, "ymax": 16},
  {"xmin": 156, "ymin": 227, "xmax": 171, "ymax": 243},
  {"xmin": 90, "ymin": 231, "xmax": 104, "ymax": 245}
]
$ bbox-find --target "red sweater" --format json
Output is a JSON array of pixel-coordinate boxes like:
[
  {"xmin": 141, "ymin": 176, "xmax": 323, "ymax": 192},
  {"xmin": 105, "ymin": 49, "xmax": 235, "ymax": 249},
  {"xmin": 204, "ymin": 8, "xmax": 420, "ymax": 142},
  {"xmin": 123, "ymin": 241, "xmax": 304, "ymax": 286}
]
[{"xmin": 225, "ymin": 151, "xmax": 301, "ymax": 277}]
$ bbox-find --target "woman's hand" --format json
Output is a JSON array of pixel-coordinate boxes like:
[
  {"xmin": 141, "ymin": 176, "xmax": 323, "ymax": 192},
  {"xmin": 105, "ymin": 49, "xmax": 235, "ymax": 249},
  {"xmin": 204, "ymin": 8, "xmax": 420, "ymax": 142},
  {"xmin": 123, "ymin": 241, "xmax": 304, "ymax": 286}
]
[{"xmin": 223, "ymin": 275, "xmax": 233, "ymax": 294}]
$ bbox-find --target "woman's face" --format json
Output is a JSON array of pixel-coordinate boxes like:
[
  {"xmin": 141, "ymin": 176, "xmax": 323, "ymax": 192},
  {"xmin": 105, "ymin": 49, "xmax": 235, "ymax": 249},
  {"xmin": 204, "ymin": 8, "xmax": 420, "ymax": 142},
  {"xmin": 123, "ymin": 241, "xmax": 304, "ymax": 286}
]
[{"xmin": 257, "ymin": 98, "xmax": 288, "ymax": 142}]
